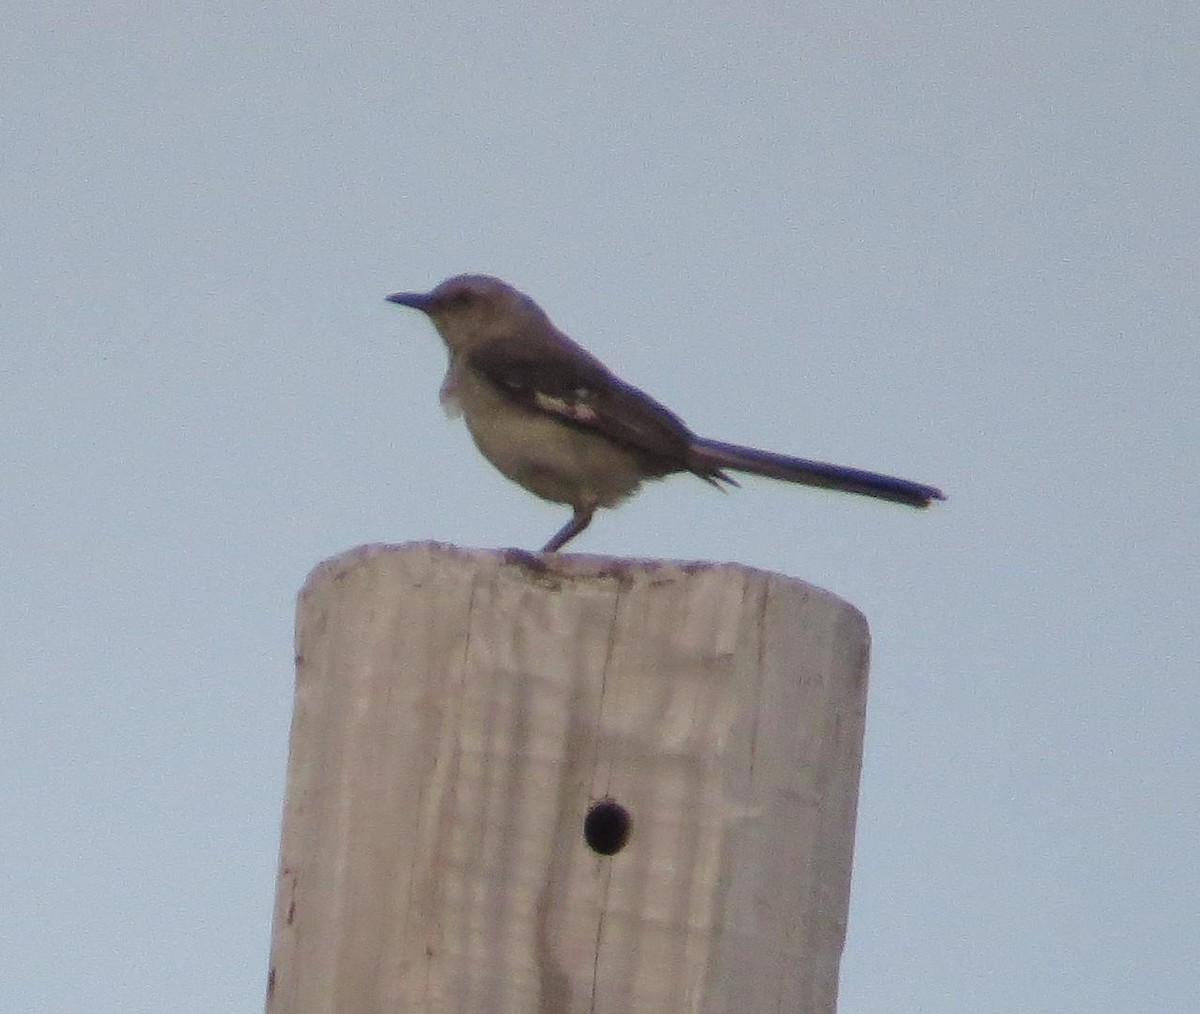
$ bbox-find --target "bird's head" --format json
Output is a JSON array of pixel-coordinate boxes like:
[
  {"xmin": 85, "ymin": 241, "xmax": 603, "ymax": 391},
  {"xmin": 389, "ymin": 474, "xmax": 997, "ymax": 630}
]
[{"xmin": 387, "ymin": 275, "xmax": 550, "ymax": 350}]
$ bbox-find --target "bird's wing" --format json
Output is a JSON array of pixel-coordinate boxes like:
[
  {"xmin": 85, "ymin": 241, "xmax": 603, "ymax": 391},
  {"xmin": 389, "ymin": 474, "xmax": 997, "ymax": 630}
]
[{"xmin": 466, "ymin": 333, "xmax": 700, "ymax": 472}]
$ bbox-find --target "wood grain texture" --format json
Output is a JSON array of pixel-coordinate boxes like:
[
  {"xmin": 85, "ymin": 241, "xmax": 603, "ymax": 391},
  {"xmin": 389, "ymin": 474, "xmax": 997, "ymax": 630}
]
[{"xmin": 267, "ymin": 542, "xmax": 869, "ymax": 1014}]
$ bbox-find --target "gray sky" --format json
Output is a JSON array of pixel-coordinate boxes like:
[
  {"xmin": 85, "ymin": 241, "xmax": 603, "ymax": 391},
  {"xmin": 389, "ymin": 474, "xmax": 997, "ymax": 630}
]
[{"xmin": 4, "ymin": 4, "xmax": 1197, "ymax": 1011}]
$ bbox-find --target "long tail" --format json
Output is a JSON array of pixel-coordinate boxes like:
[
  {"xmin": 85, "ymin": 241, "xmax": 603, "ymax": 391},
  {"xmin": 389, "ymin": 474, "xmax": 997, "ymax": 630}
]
[{"xmin": 690, "ymin": 437, "xmax": 945, "ymax": 508}]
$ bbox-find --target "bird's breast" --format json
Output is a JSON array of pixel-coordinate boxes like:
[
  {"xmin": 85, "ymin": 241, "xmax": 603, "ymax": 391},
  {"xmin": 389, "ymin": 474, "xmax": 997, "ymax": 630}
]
[{"xmin": 451, "ymin": 366, "xmax": 647, "ymax": 509}]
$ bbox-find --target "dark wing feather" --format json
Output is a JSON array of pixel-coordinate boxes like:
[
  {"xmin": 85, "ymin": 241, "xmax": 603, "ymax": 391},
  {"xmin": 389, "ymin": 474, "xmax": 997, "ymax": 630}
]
[{"xmin": 467, "ymin": 334, "xmax": 721, "ymax": 480}]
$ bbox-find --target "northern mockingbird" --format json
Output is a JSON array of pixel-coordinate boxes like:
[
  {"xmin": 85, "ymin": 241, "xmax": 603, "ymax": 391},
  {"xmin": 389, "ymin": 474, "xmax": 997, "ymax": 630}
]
[{"xmin": 387, "ymin": 274, "xmax": 944, "ymax": 551}]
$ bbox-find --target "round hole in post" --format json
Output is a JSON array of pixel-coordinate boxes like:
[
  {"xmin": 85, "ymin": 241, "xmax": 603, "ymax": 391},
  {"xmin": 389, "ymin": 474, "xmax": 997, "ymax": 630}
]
[{"xmin": 583, "ymin": 798, "xmax": 632, "ymax": 856}]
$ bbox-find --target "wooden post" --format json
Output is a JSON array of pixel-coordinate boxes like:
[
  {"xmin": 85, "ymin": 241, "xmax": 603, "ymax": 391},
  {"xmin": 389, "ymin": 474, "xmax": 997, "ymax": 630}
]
[{"xmin": 266, "ymin": 542, "xmax": 869, "ymax": 1014}]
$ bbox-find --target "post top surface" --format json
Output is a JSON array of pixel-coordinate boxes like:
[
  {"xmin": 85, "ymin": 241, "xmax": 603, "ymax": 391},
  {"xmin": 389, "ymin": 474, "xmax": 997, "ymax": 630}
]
[{"xmin": 301, "ymin": 541, "xmax": 866, "ymax": 629}]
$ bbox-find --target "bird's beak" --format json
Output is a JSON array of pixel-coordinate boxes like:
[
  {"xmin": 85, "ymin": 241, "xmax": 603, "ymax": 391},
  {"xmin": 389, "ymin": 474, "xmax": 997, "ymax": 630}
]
[{"xmin": 386, "ymin": 291, "xmax": 435, "ymax": 313}]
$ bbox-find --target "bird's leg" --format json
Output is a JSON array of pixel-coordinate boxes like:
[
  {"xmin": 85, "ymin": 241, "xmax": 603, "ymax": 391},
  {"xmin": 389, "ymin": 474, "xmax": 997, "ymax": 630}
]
[{"xmin": 542, "ymin": 505, "xmax": 595, "ymax": 552}]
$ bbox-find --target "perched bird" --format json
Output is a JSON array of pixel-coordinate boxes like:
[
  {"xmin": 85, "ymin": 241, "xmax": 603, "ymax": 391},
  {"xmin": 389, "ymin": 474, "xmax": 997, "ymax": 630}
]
[{"xmin": 387, "ymin": 275, "xmax": 944, "ymax": 552}]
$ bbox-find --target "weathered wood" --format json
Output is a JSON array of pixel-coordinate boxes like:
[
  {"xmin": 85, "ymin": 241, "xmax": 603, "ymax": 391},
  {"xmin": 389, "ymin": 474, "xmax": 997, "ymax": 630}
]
[{"xmin": 267, "ymin": 542, "xmax": 869, "ymax": 1013}]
